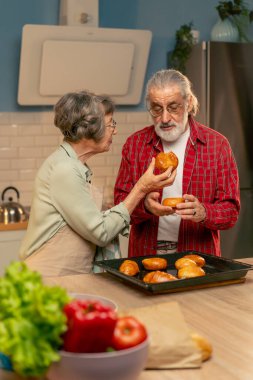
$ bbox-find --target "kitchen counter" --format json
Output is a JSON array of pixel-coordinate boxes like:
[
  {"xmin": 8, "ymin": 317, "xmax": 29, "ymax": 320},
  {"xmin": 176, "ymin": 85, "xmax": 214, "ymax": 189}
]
[
  {"xmin": 43, "ymin": 258, "xmax": 253, "ymax": 380},
  {"xmin": 0, "ymin": 221, "xmax": 28, "ymax": 231}
]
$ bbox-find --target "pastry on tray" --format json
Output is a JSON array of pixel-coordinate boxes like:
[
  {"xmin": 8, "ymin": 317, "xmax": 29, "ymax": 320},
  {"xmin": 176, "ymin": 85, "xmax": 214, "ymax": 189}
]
[
  {"xmin": 177, "ymin": 265, "xmax": 206, "ymax": 279},
  {"xmin": 143, "ymin": 270, "xmax": 177, "ymax": 283},
  {"xmin": 183, "ymin": 254, "xmax": 206, "ymax": 267},
  {"xmin": 142, "ymin": 257, "xmax": 167, "ymax": 270},
  {"xmin": 119, "ymin": 259, "xmax": 140, "ymax": 276},
  {"xmin": 175, "ymin": 257, "xmax": 197, "ymax": 270}
]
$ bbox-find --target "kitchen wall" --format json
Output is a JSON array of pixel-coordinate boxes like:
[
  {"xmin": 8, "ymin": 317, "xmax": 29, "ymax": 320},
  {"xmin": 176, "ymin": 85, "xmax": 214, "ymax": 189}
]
[
  {"xmin": 0, "ymin": 110, "xmax": 150, "ymax": 206},
  {"xmin": 2, "ymin": 0, "xmax": 247, "ymax": 112},
  {"xmin": 1, "ymin": 0, "xmax": 253, "ymax": 206}
]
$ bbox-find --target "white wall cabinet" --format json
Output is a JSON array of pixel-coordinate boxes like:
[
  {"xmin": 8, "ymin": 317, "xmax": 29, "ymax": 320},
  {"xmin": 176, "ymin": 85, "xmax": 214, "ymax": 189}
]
[{"xmin": 0, "ymin": 230, "xmax": 26, "ymax": 276}]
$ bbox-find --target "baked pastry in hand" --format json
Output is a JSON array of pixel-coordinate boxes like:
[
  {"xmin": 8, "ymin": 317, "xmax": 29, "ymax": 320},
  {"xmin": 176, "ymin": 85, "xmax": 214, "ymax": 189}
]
[
  {"xmin": 190, "ymin": 332, "xmax": 213, "ymax": 361},
  {"xmin": 143, "ymin": 270, "xmax": 177, "ymax": 283},
  {"xmin": 175, "ymin": 257, "xmax": 197, "ymax": 270},
  {"xmin": 162, "ymin": 197, "xmax": 185, "ymax": 208},
  {"xmin": 142, "ymin": 257, "xmax": 167, "ymax": 270},
  {"xmin": 183, "ymin": 254, "xmax": 206, "ymax": 267},
  {"xmin": 177, "ymin": 265, "xmax": 205, "ymax": 279},
  {"xmin": 155, "ymin": 151, "xmax": 178, "ymax": 172},
  {"xmin": 119, "ymin": 260, "xmax": 140, "ymax": 276}
]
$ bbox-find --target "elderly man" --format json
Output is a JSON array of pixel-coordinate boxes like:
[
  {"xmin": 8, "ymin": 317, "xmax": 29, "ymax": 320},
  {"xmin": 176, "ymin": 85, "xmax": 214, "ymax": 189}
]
[{"xmin": 114, "ymin": 69, "xmax": 240, "ymax": 257}]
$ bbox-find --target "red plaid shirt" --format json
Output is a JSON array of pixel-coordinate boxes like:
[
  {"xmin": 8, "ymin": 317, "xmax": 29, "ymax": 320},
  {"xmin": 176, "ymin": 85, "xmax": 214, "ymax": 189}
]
[{"xmin": 114, "ymin": 116, "xmax": 240, "ymax": 257}]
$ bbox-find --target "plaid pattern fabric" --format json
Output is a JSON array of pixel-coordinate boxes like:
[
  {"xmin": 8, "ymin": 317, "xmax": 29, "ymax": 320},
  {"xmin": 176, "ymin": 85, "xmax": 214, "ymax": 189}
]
[
  {"xmin": 114, "ymin": 116, "xmax": 240, "ymax": 258},
  {"xmin": 93, "ymin": 237, "xmax": 121, "ymax": 273}
]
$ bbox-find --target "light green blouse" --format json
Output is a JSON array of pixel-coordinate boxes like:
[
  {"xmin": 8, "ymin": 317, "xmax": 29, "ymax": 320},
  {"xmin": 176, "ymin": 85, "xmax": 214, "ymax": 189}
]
[{"xmin": 20, "ymin": 142, "xmax": 130, "ymax": 260}]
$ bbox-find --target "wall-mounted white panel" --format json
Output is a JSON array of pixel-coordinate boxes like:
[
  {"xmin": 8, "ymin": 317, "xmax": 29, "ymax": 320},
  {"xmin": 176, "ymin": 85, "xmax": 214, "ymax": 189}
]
[
  {"xmin": 18, "ymin": 24, "xmax": 152, "ymax": 105},
  {"xmin": 40, "ymin": 40, "xmax": 134, "ymax": 96}
]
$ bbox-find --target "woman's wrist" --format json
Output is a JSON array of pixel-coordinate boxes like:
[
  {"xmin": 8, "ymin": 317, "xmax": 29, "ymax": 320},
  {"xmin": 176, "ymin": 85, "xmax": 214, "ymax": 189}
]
[
  {"xmin": 123, "ymin": 183, "xmax": 146, "ymax": 215},
  {"xmin": 133, "ymin": 180, "xmax": 147, "ymax": 196}
]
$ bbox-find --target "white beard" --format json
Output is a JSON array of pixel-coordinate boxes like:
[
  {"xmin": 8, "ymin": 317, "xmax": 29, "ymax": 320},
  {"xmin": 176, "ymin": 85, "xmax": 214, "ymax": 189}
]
[{"xmin": 154, "ymin": 111, "xmax": 189, "ymax": 143}]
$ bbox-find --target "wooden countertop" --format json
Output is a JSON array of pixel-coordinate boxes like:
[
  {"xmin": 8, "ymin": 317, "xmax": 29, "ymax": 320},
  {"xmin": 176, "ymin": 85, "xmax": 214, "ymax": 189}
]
[
  {"xmin": 42, "ymin": 258, "xmax": 253, "ymax": 380},
  {"xmin": 0, "ymin": 221, "xmax": 28, "ymax": 231}
]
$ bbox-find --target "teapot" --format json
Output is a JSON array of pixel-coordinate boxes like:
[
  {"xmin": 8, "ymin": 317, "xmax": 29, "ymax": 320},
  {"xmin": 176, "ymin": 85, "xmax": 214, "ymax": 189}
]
[{"xmin": 0, "ymin": 186, "xmax": 28, "ymax": 224}]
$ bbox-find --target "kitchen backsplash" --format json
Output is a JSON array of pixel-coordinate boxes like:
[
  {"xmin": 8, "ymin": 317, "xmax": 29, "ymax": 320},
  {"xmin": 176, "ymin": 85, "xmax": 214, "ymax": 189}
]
[{"xmin": 0, "ymin": 111, "xmax": 151, "ymax": 207}]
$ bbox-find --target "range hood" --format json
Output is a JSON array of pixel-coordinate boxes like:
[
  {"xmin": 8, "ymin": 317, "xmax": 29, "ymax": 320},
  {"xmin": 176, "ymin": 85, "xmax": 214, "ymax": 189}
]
[{"xmin": 17, "ymin": 24, "xmax": 152, "ymax": 106}]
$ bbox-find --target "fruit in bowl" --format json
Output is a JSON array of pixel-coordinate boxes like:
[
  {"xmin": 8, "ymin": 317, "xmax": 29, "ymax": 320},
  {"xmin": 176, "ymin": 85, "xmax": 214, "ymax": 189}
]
[
  {"xmin": 47, "ymin": 337, "xmax": 149, "ymax": 380},
  {"xmin": 69, "ymin": 292, "xmax": 118, "ymax": 311},
  {"xmin": 0, "ymin": 263, "xmax": 148, "ymax": 380},
  {"xmin": 47, "ymin": 299, "xmax": 149, "ymax": 380}
]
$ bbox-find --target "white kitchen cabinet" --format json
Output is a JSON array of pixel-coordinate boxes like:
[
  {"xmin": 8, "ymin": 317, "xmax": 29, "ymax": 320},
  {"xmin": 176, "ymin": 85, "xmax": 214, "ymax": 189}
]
[{"xmin": 0, "ymin": 230, "xmax": 26, "ymax": 276}]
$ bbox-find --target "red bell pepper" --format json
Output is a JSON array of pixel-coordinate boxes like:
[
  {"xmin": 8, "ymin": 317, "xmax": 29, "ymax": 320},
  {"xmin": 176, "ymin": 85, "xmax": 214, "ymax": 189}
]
[{"xmin": 63, "ymin": 299, "xmax": 117, "ymax": 353}]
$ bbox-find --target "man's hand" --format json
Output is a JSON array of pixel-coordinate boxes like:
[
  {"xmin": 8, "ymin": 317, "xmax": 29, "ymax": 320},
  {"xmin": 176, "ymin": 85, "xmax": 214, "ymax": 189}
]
[
  {"xmin": 144, "ymin": 192, "xmax": 175, "ymax": 216},
  {"xmin": 175, "ymin": 194, "xmax": 206, "ymax": 223}
]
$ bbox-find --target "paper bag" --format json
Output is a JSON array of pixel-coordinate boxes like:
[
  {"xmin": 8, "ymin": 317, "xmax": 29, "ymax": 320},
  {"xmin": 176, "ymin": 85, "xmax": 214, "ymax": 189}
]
[{"xmin": 123, "ymin": 301, "xmax": 202, "ymax": 369}]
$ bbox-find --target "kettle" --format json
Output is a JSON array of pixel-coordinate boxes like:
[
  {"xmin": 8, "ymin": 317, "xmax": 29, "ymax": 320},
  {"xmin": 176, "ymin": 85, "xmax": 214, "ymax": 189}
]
[{"xmin": 0, "ymin": 186, "xmax": 28, "ymax": 224}]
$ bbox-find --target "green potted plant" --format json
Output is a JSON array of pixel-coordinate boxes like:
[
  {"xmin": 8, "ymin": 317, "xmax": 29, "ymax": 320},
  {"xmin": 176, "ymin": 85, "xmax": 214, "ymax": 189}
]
[
  {"xmin": 167, "ymin": 22, "xmax": 195, "ymax": 74},
  {"xmin": 214, "ymin": 0, "xmax": 253, "ymax": 42}
]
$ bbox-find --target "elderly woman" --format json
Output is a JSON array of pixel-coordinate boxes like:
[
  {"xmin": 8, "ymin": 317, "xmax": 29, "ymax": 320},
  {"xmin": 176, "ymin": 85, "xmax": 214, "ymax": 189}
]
[{"xmin": 20, "ymin": 91, "xmax": 175, "ymax": 276}]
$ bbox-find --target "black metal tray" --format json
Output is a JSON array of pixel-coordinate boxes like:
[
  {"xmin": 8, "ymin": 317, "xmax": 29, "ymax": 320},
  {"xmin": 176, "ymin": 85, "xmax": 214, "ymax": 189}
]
[{"xmin": 95, "ymin": 251, "xmax": 253, "ymax": 294}]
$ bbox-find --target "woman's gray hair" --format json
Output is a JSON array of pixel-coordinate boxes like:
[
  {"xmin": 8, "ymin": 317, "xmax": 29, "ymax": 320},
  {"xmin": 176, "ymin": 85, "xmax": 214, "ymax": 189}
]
[
  {"xmin": 145, "ymin": 69, "xmax": 199, "ymax": 116},
  {"xmin": 54, "ymin": 90, "xmax": 105, "ymax": 143},
  {"xmin": 97, "ymin": 94, "xmax": 115, "ymax": 115}
]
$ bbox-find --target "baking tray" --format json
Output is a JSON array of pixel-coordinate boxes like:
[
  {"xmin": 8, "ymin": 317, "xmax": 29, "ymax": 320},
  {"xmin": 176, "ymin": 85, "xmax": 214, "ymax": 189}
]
[{"xmin": 95, "ymin": 251, "xmax": 253, "ymax": 294}]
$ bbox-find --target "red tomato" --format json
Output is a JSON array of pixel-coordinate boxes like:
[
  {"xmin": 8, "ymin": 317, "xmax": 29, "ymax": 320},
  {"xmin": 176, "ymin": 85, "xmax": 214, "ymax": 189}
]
[{"xmin": 112, "ymin": 316, "xmax": 147, "ymax": 350}]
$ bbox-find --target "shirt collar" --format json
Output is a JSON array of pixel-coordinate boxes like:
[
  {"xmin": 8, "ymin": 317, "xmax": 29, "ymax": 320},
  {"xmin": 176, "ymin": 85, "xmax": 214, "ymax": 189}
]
[
  {"xmin": 188, "ymin": 115, "xmax": 207, "ymax": 145},
  {"xmin": 60, "ymin": 141, "xmax": 93, "ymax": 182},
  {"xmin": 146, "ymin": 126, "xmax": 162, "ymax": 150},
  {"xmin": 60, "ymin": 141, "xmax": 78, "ymax": 159}
]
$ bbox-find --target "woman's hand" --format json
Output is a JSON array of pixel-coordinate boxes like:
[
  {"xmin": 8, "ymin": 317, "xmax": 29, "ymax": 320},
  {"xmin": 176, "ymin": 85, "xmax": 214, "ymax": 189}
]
[
  {"xmin": 137, "ymin": 158, "xmax": 176, "ymax": 194},
  {"xmin": 122, "ymin": 158, "xmax": 177, "ymax": 215}
]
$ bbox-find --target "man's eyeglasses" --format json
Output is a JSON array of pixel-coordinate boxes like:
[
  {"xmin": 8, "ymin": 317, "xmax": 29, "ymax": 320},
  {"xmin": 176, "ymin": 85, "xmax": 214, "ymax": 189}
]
[
  {"xmin": 148, "ymin": 103, "xmax": 184, "ymax": 118},
  {"xmin": 106, "ymin": 119, "xmax": 117, "ymax": 130}
]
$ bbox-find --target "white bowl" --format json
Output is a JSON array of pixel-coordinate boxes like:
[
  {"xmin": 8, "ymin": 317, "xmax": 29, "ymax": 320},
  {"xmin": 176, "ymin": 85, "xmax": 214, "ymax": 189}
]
[
  {"xmin": 68, "ymin": 293, "xmax": 117, "ymax": 311},
  {"xmin": 47, "ymin": 337, "xmax": 149, "ymax": 380}
]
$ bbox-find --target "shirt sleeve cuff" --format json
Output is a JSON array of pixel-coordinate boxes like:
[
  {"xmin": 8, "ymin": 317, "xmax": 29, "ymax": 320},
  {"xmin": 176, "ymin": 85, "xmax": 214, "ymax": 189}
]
[{"xmin": 103, "ymin": 202, "xmax": 130, "ymax": 236}]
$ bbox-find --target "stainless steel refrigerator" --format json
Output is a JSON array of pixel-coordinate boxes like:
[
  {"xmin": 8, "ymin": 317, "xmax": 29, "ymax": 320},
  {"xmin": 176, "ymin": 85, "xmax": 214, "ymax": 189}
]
[{"xmin": 186, "ymin": 41, "xmax": 253, "ymax": 259}]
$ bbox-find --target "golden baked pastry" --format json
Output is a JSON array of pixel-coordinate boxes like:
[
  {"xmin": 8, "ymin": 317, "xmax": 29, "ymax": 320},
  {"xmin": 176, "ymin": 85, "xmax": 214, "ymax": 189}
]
[
  {"xmin": 190, "ymin": 332, "xmax": 213, "ymax": 361},
  {"xmin": 183, "ymin": 254, "xmax": 206, "ymax": 267},
  {"xmin": 175, "ymin": 257, "xmax": 197, "ymax": 270},
  {"xmin": 143, "ymin": 271, "xmax": 177, "ymax": 283},
  {"xmin": 119, "ymin": 260, "xmax": 140, "ymax": 276},
  {"xmin": 177, "ymin": 265, "xmax": 205, "ymax": 279},
  {"xmin": 162, "ymin": 197, "xmax": 185, "ymax": 208},
  {"xmin": 155, "ymin": 151, "xmax": 178, "ymax": 172},
  {"xmin": 142, "ymin": 257, "xmax": 167, "ymax": 270}
]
